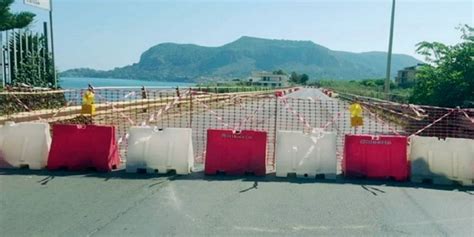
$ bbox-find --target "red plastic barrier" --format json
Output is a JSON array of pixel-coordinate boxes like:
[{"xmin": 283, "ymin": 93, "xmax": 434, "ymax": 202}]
[
  {"xmin": 47, "ymin": 124, "xmax": 120, "ymax": 172},
  {"xmin": 275, "ymin": 91, "xmax": 284, "ymax": 97},
  {"xmin": 343, "ymin": 134, "xmax": 409, "ymax": 181},
  {"xmin": 205, "ymin": 129, "xmax": 267, "ymax": 176}
]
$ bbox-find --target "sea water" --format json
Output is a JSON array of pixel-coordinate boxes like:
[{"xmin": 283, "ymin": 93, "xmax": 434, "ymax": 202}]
[{"xmin": 60, "ymin": 77, "xmax": 195, "ymax": 102}]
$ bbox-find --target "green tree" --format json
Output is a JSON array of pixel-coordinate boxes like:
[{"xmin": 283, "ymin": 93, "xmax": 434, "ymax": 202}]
[
  {"xmin": 300, "ymin": 74, "xmax": 309, "ymax": 85},
  {"xmin": 360, "ymin": 79, "xmax": 373, "ymax": 87},
  {"xmin": 410, "ymin": 25, "xmax": 473, "ymax": 107},
  {"xmin": 273, "ymin": 69, "xmax": 287, "ymax": 75},
  {"xmin": 289, "ymin": 72, "xmax": 299, "ymax": 84},
  {"xmin": 289, "ymin": 72, "xmax": 309, "ymax": 84},
  {"xmin": 0, "ymin": 0, "xmax": 35, "ymax": 31}
]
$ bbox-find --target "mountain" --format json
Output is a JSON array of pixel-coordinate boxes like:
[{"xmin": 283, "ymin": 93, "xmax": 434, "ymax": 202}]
[{"xmin": 61, "ymin": 36, "xmax": 422, "ymax": 81}]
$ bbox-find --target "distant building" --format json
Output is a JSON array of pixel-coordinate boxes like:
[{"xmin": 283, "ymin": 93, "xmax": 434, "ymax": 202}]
[
  {"xmin": 248, "ymin": 71, "xmax": 289, "ymax": 87},
  {"xmin": 395, "ymin": 64, "xmax": 425, "ymax": 86}
]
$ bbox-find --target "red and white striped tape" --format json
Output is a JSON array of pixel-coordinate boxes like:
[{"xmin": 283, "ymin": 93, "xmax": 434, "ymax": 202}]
[
  {"xmin": 233, "ymin": 95, "xmax": 253, "ymax": 111},
  {"xmin": 322, "ymin": 112, "xmax": 342, "ymax": 130},
  {"xmin": 409, "ymin": 109, "xmax": 455, "ymax": 137},
  {"xmin": 147, "ymin": 90, "xmax": 190, "ymax": 124},
  {"xmin": 10, "ymin": 93, "xmax": 44, "ymax": 121},
  {"xmin": 278, "ymin": 97, "xmax": 343, "ymax": 151},
  {"xmin": 194, "ymin": 94, "xmax": 267, "ymax": 131},
  {"xmin": 461, "ymin": 109, "xmax": 474, "ymax": 123},
  {"xmin": 280, "ymin": 98, "xmax": 313, "ymax": 131},
  {"xmin": 359, "ymin": 103, "xmax": 401, "ymax": 136},
  {"xmin": 95, "ymin": 93, "xmax": 136, "ymax": 125},
  {"xmin": 123, "ymin": 91, "xmax": 136, "ymax": 99},
  {"xmin": 408, "ymin": 104, "xmax": 426, "ymax": 118},
  {"xmin": 194, "ymin": 98, "xmax": 230, "ymax": 128},
  {"xmin": 233, "ymin": 101, "xmax": 264, "ymax": 132},
  {"xmin": 50, "ymin": 94, "xmax": 80, "ymax": 119}
]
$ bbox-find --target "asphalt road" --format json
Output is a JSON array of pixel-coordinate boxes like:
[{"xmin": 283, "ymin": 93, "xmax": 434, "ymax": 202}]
[
  {"xmin": 286, "ymin": 87, "xmax": 335, "ymax": 100},
  {"xmin": 1, "ymin": 88, "xmax": 473, "ymax": 237},
  {"xmin": 1, "ymin": 169, "xmax": 473, "ymax": 237}
]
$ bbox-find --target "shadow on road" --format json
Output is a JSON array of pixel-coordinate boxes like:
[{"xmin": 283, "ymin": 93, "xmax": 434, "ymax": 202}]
[
  {"xmin": 1, "ymin": 167, "xmax": 472, "ymax": 193},
  {"xmin": 169, "ymin": 171, "xmax": 474, "ymax": 192},
  {"xmin": 0, "ymin": 167, "xmax": 172, "ymax": 180}
]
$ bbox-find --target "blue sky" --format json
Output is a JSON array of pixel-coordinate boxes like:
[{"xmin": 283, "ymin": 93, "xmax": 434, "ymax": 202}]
[{"xmin": 12, "ymin": 0, "xmax": 473, "ymax": 70}]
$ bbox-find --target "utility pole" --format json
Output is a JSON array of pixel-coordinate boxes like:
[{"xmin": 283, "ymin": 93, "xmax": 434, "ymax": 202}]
[
  {"xmin": 6, "ymin": 30, "xmax": 10, "ymax": 85},
  {"xmin": 0, "ymin": 32, "xmax": 4, "ymax": 88},
  {"xmin": 43, "ymin": 22, "xmax": 49, "ymax": 77},
  {"xmin": 384, "ymin": 0, "xmax": 396, "ymax": 99},
  {"xmin": 19, "ymin": 29, "xmax": 23, "ymax": 65},
  {"xmin": 49, "ymin": 0, "xmax": 57, "ymax": 88},
  {"xmin": 13, "ymin": 29, "xmax": 17, "ymax": 84},
  {"xmin": 37, "ymin": 33, "xmax": 41, "ymax": 81}
]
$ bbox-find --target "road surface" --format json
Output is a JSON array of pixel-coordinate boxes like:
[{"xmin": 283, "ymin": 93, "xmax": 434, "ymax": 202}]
[
  {"xmin": 1, "ymin": 88, "xmax": 473, "ymax": 236},
  {"xmin": 1, "ymin": 169, "xmax": 473, "ymax": 236}
]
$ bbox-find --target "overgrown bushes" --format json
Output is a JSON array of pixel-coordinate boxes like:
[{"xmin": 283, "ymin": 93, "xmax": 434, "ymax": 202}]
[{"xmin": 0, "ymin": 91, "xmax": 66, "ymax": 116}]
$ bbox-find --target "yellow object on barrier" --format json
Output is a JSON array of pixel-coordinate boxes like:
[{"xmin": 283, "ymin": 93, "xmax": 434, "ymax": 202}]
[
  {"xmin": 350, "ymin": 117, "xmax": 363, "ymax": 127},
  {"xmin": 349, "ymin": 103, "xmax": 363, "ymax": 127},
  {"xmin": 81, "ymin": 90, "xmax": 96, "ymax": 115}
]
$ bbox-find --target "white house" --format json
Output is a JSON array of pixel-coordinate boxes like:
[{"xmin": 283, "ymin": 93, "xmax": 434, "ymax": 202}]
[{"xmin": 248, "ymin": 71, "xmax": 289, "ymax": 87}]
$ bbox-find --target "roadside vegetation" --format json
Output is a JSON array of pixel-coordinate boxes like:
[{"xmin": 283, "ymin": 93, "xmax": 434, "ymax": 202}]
[
  {"xmin": 311, "ymin": 79, "xmax": 411, "ymax": 103},
  {"xmin": 0, "ymin": 0, "xmax": 35, "ymax": 31},
  {"xmin": 411, "ymin": 25, "xmax": 473, "ymax": 107},
  {"xmin": 1, "ymin": 0, "xmax": 56, "ymax": 89},
  {"xmin": 312, "ymin": 25, "xmax": 473, "ymax": 108},
  {"xmin": 0, "ymin": 92, "xmax": 66, "ymax": 116},
  {"xmin": 0, "ymin": 0, "xmax": 65, "ymax": 115}
]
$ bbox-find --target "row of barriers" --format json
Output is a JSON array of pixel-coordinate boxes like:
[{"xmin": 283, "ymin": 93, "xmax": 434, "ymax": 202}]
[
  {"xmin": 1, "ymin": 122, "xmax": 473, "ymax": 186},
  {"xmin": 275, "ymin": 87, "xmax": 299, "ymax": 97}
]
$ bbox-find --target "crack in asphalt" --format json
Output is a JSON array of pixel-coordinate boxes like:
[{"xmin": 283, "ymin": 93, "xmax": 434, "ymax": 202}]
[
  {"xmin": 86, "ymin": 177, "xmax": 173, "ymax": 237},
  {"xmin": 37, "ymin": 176, "xmax": 54, "ymax": 185},
  {"xmin": 361, "ymin": 185, "xmax": 385, "ymax": 196}
]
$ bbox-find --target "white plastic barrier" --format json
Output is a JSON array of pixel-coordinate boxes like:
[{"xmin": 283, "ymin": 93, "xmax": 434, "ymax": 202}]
[
  {"xmin": 275, "ymin": 129, "xmax": 337, "ymax": 179},
  {"xmin": 410, "ymin": 136, "xmax": 474, "ymax": 186},
  {"xmin": 126, "ymin": 127, "xmax": 194, "ymax": 174},
  {"xmin": 0, "ymin": 122, "xmax": 51, "ymax": 169}
]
